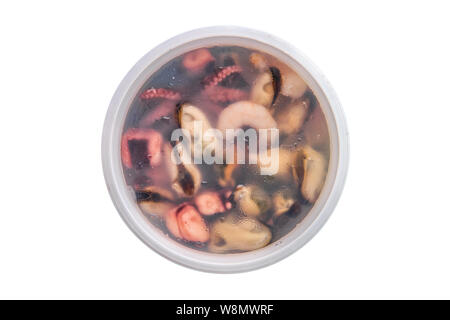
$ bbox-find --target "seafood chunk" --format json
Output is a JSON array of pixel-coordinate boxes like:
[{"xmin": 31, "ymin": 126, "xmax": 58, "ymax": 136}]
[
  {"xmin": 250, "ymin": 52, "xmax": 307, "ymax": 99},
  {"xmin": 217, "ymin": 101, "xmax": 277, "ymax": 132},
  {"xmin": 232, "ymin": 185, "xmax": 271, "ymax": 218},
  {"xmin": 250, "ymin": 69, "xmax": 280, "ymax": 108},
  {"xmin": 121, "ymin": 128, "xmax": 163, "ymax": 169},
  {"xmin": 177, "ymin": 102, "xmax": 218, "ymax": 158},
  {"xmin": 139, "ymin": 201, "xmax": 174, "ymax": 218},
  {"xmin": 166, "ymin": 204, "xmax": 209, "ymax": 242},
  {"xmin": 273, "ymin": 189, "xmax": 296, "ymax": 216},
  {"xmin": 202, "ymin": 64, "xmax": 249, "ymax": 104},
  {"xmin": 177, "ymin": 103, "xmax": 213, "ymax": 137},
  {"xmin": 257, "ymin": 147, "xmax": 300, "ymax": 179},
  {"xmin": 182, "ymin": 48, "xmax": 214, "ymax": 74},
  {"xmin": 275, "ymin": 98, "xmax": 310, "ymax": 135},
  {"xmin": 203, "ymin": 65, "xmax": 243, "ymax": 88},
  {"xmin": 136, "ymin": 185, "xmax": 175, "ymax": 201},
  {"xmin": 195, "ymin": 191, "xmax": 226, "ymax": 216},
  {"xmin": 204, "ymin": 86, "xmax": 248, "ymax": 104},
  {"xmin": 140, "ymin": 88, "xmax": 181, "ymax": 101},
  {"xmin": 295, "ymin": 145, "xmax": 327, "ymax": 203},
  {"xmin": 166, "ymin": 143, "xmax": 202, "ymax": 197},
  {"xmin": 136, "ymin": 186, "xmax": 175, "ymax": 217},
  {"xmin": 209, "ymin": 213, "xmax": 272, "ymax": 253},
  {"xmin": 280, "ymin": 68, "xmax": 308, "ymax": 99},
  {"xmin": 120, "ymin": 44, "xmax": 332, "ymax": 255},
  {"xmin": 249, "ymin": 52, "xmax": 268, "ymax": 71},
  {"xmin": 172, "ymin": 162, "xmax": 202, "ymax": 197}
]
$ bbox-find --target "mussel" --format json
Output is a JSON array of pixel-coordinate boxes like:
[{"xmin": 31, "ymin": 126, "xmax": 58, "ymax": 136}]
[
  {"xmin": 250, "ymin": 68, "xmax": 281, "ymax": 108},
  {"xmin": 176, "ymin": 102, "xmax": 218, "ymax": 159},
  {"xmin": 272, "ymin": 189, "xmax": 296, "ymax": 217},
  {"xmin": 232, "ymin": 185, "xmax": 272, "ymax": 219},
  {"xmin": 136, "ymin": 186, "xmax": 175, "ymax": 217},
  {"xmin": 249, "ymin": 52, "xmax": 307, "ymax": 99},
  {"xmin": 275, "ymin": 98, "xmax": 310, "ymax": 135},
  {"xmin": 209, "ymin": 213, "xmax": 272, "ymax": 253},
  {"xmin": 294, "ymin": 145, "xmax": 327, "ymax": 203},
  {"xmin": 257, "ymin": 147, "xmax": 300, "ymax": 180},
  {"xmin": 279, "ymin": 67, "xmax": 308, "ymax": 99},
  {"xmin": 172, "ymin": 162, "xmax": 202, "ymax": 197},
  {"xmin": 165, "ymin": 143, "xmax": 202, "ymax": 197}
]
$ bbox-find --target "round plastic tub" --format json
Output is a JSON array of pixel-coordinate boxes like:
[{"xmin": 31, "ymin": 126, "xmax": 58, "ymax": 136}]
[{"xmin": 102, "ymin": 26, "xmax": 349, "ymax": 273}]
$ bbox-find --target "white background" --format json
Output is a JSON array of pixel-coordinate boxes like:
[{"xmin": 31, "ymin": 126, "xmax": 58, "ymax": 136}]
[{"xmin": 1, "ymin": 0, "xmax": 449, "ymax": 299}]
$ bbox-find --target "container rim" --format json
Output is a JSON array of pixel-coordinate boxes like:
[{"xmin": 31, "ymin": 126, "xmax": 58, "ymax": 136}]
[{"xmin": 102, "ymin": 26, "xmax": 349, "ymax": 273}]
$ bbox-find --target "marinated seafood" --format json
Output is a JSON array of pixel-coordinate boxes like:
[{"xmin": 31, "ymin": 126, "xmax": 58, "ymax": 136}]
[{"xmin": 120, "ymin": 45, "xmax": 330, "ymax": 253}]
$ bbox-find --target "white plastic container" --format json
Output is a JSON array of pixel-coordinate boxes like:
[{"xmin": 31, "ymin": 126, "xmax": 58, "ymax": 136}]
[{"xmin": 102, "ymin": 26, "xmax": 349, "ymax": 273}]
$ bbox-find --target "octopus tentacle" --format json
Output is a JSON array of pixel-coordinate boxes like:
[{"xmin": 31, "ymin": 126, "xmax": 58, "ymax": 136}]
[
  {"xmin": 204, "ymin": 86, "xmax": 248, "ymax": 103},
  {"xmin": 121, "ymin": 128, "xmax": 163, "ymax": 169},
  {"xmin": 140, "ymin": 88, "xmax": 181, "ymax": 101},
  {"xmin": 203, "ymin": 65, "xmax": 243, "ymax": 88}
]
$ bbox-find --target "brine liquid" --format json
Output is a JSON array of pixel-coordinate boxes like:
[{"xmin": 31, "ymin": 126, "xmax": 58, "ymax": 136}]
[{"xmin": 121, "ymin": 45, "xmax": 330, "ymax": 253}]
